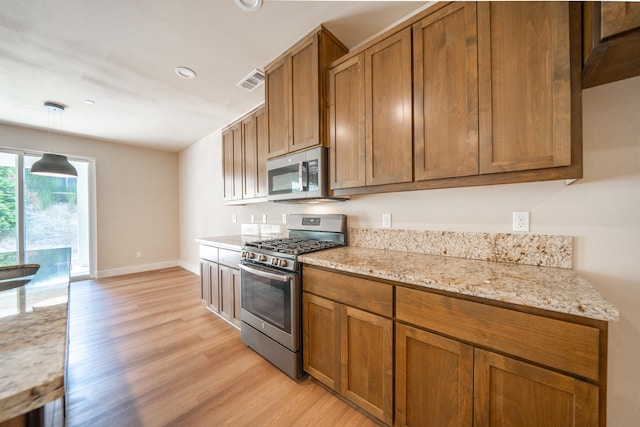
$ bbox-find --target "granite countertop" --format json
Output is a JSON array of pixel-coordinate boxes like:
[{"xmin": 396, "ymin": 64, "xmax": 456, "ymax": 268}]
[
  {"xmin": 196, "ymin": 235, "xmax": 260, "ymax": 251},
  {"xmin": 299, "ymin": 246, "xmax": 619, "ymax": 322},
  {"xmin": 0, "ymin": 248, "xmax": 71, "ymax": 423}
]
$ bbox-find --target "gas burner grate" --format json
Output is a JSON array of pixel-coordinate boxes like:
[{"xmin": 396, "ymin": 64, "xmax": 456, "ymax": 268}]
[{"xmin": 244, "ymin": 238, "xmax": 341, "ymax": 255}]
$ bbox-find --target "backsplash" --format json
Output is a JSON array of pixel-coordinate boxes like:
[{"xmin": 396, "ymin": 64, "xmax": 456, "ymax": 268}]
[
  {"xmin": 240, "ymin": 223, "xmax": 285, "ymax": 237},
  {"xmin": 349, "ymin": 228, "xmax": 572, "ymax": 269}
]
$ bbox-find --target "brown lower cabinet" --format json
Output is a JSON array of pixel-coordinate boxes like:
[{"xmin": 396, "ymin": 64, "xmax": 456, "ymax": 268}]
[
  {"xmin": 303, "ymin": 266, "xmax": 608, "ymax": 427},
  {"xmin": 302, "ymin": 267, "xmax": 394, "ymax": 425},
  {"xmin": 474, "ymin": 349, "xmax": 598, "ymax": 427},
  {"xmin": 199, "ymin": 245, "xmax": 242, "ymax": 328},
  {"xmin": 396, "ymin": 323, "xmax": 599, "ymax": 427},
  {"xmin": 395, "ymin": 323, "xmax": 473, "ymax": 427},
  {"xmin": 218, "ymin": 264, "xmax": 241, "ymax": 328}
]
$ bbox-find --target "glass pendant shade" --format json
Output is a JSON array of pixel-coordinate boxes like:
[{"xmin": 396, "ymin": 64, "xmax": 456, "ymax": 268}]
[{"xmin": 31, "ymin": 153, "xmax": 78, "ymax": 178}]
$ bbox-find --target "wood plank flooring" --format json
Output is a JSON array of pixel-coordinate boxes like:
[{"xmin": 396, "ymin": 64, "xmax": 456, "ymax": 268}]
[{"xmin": 64, "ymin": 267, "xmax": 378, "ymax": 427}]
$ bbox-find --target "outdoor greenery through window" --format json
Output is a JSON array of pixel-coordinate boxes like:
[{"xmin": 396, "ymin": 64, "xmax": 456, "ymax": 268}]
[{"xmin": 0, "ymin": 150, "xmax": 91, "ymax": 277}]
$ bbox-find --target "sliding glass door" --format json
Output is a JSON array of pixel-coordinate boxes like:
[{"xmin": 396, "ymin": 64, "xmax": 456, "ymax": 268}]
[{"xmin": 0, "ymin": 149, "xmax": 92, "ymax": 277}]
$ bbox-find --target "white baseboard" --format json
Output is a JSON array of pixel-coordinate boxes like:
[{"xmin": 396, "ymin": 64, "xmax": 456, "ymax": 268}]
[
  {"xmin": 96, "ymin": 260, "xmax": 181, "ymax": 278},
  {"xmin": 179, "ymin": 260, "xmax": 199, "ymax": 275}
]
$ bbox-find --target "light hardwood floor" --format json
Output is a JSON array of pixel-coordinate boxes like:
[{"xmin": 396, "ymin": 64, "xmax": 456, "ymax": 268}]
[{"xmin": 63, "ymin": 267, "xmax": 378, "ymax": 427}]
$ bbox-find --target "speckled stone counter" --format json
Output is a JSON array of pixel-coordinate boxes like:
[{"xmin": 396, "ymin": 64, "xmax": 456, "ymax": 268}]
[
  {"xmin": 196, "ymin": 235, "xmax": 259, "ymax": 251},
  {"xmin": 0, "ymin": 248, "xmax": 71, "ymax": 423},
  {"xmin": 299, "ymin": 246, "xmax": 619, "ymax": 322}
]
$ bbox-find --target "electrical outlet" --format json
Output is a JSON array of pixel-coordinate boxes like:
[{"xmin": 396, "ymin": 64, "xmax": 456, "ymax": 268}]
[
  {"xmin": 382, "ymin": 213, "xmax": 392, "ymax": 228},
  {"xmin": 250, "ymin": 214, "xmax": 255, "ymax": 223},
  {"xmin": 282, "ymin": 213, "xmax": 287, "ymax": 224},
  {"xmin": 136, "ymin": 251, "xmax": 142, "ymax": 258},
  {"xmin": 512, "ymin": 211, "xmax": 530, "ymax": 232},
  {"xmin": 262, "ymin": 214, "xmax": 268, "ymax": 224},
  {"xmin": 231, "ymin": 215, "xmax": 237, "ymax": 224}
]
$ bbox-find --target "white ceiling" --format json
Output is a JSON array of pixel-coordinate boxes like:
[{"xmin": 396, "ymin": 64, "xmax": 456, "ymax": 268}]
[{"xmin": 0, "ymin": 0, "xmax": 428, "ymax": 152}]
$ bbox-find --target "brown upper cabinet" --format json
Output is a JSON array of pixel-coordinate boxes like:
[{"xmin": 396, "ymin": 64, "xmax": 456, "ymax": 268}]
[
  {"xmin": 583, "ymin": 1, "xmax": 640, "ymax": 88},
  {"xmin": 329, "ymin": 27, "xmax": 413, "ymax": 190},
  {"xmin": 222, "ymin": 122, "xmax": 242, "ymax": 202},
  {"xmin": 413, "ymin": 2, "xmax": 479, "ymax": 181},
  {"xmin": 265, "ymin": 26, "xmax": 347, "ymax": 159},
  {"xmin": 477, "ymin": 1, "xmax": 576, "ymax": 174},
  {"xmin": 241, "ymin": 108, "xmax": 268, "ymax": 199},
  {"xmin": 329, "ymin": 53, "xmax": 366, "ymax": 189},
  {"xmin": 222, "ymin": 105, "xmax": 267, "ymax": 205},
  {"xmin": 329, "ymin": 1, "xmax": 582, "ymax": 197}
]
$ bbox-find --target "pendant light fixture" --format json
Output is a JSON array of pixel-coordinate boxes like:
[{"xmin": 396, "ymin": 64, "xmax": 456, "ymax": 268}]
[{"xmin": 31, "ymin": 102, "xmax": 78, "ymax": 178}]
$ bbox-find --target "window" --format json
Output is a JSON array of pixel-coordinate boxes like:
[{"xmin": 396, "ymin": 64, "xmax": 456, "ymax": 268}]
[{"xmin": 0, "ymin": 149, "xmax": 93, "ymax": 278}]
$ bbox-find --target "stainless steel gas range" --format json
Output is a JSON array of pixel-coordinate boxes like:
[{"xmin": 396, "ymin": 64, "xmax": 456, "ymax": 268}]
[{"xmin": 239, "ymin": 214, "xmax": 346, "ymax": 379}]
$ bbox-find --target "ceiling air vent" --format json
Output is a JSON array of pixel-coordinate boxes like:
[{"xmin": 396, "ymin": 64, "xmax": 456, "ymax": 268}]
[{"xmin": 237, "ymin": 69, "xmax": 265, "ymax": 92}]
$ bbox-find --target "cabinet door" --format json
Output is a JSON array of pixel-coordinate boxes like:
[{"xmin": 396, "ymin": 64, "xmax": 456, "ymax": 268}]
[
  {"xmin": 302, "ymin": 292, "xmax": 341, "ymax": 391},
  {"xmin": 329, "ymin": 53, "xmax": 366, "ymax": 190},
  {"xmin": 266, "ymin": 57, "xmax": 290, "ymax": 158},
  {"xmin": 365, "ymin": 27, "xmax": 413, "ymax": 186},
  {"xmin": 414, "ymin": 2, "xmax": 479, "ymax": 181},
  {"xmin": 396, "ymin": 323, "xmax": 473, "ymax": 427},
  {"xmin": 242, "ymin": 114, "xmax": 257, "ymax": 199},
  {"xmin": 474, "ymin": 349, "xmax": 599, "ymax": 427},
  {"xmin": 290, "ymin": 33, "xmax": 320, "ymax": 153},
  {"xmin": 255, "ymin": 108, "xmax": 268, "ymax": 197},
  {"xmin": 222, "ymin": 129, "xmax": 234, "ymax": 201},
  {"xmin": 218, "ymin": 265, "xmax": 236, "ymax": 323},
  {"xmin": 199, "ymin": 260, "xmax": 210, "ymax": 305},
  {"xmin": 233, "ymin": 269, "xmax": 241, "ymax": 328},
  {"xmin": 230, "ymin": 123, "xmax": 243, "ymax": 200},
  {"xmin": 478, "ymin": 2, "xmax": 572, "ymax": 173},
  {"xmin": 208, "ymin": 262, "xmax": 220, "ymax": 313},
  {"xmin": 600, "ymin": 2, "xmax": 640, "ymax": 39},
  {"xmin": 341, "ymin": 306, "xmax": 393, "ymax": 425},
  {"xmin": 583, "ymin": 2, "xmax": 640, "ymax": 88}
]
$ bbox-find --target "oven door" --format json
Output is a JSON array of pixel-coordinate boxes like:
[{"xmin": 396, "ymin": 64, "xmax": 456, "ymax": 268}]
[{"xmin": 240, "ymin": 263, "xmax": 300, "ymax": 352}]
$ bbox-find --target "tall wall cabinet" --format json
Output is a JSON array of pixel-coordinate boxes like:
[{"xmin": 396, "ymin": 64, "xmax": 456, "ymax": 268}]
[
  {"xmin": 329, "ymin": 28, "xmax": 412, "ymax": 189},
  {"xmin": 222, "ymin": 105, "xmax": 267, "ymax": 205},
  {"xmin": 329, "ymin": 1, "xmax": 582, "ymax": 196},
  {"xmin": 265, "ymin": 25, "xmax": 347, "ymax": 159}
]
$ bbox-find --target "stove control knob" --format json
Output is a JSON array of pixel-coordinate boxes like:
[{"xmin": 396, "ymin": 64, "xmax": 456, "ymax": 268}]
[
  {"xmin": 258, "ymin": 254, "xmax": 267, "ymax": 262},
  {"xmin": 278, "ymin": 259, "xmax": 288, "ymax": 268},
  {"xmin": 270, "ymin": 258, "xmax": 278, "ymax": 266},
  {"xmin": 240, "ymin": 251, "xmax": 246, "ymax": 258},
  {"xmin": 246, "ymin": 252, "xmax": 255, "ymax": 259}
]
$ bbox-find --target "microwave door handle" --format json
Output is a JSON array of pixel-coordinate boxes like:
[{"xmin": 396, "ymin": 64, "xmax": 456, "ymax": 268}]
[
  {"xmin": 299, "ymin": 162, "xmax": 305, "ymax": 191},
  {"xmin": 240, "ymin": 263, "xmax": 291, "ymax": 283}
]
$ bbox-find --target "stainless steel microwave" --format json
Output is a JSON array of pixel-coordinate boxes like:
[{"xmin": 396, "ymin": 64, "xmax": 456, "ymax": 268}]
[{"xmin": 267, "ymin": 147, "xmax": 330, "ymax": 202}]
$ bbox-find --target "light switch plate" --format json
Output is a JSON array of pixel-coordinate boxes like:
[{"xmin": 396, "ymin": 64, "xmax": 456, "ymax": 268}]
[{"xmin": 382, "ymin": 213, "xmax": 392, "ymax": 228}]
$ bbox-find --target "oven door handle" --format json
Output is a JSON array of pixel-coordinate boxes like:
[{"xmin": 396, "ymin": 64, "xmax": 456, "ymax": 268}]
[{"xmin": 240, "ymin": 263, "xmax": 292, "ymax": 283}]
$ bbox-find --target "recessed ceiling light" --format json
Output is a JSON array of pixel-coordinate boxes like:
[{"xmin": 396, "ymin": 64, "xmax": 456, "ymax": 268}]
[
  {"xmin": 235, "ymin": 0, "xmax": 262, "ymax": 12},
  {"xmin": 174, "ymin": 67, "xmax": 197, "ymax": 79}
]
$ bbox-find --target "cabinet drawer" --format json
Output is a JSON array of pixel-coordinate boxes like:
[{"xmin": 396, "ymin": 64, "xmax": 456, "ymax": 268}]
[
  {"xmin": 218, "ymin": 248, "xmax": 241, "ymax": 268},
  {"xmin": 199, "ymin": 245, "xmax": 218, "ymax": 262},
  {"xmin": 302, "ymin": 266, "xmax": 393, "ymax": 317},
  {"xmin": 396, "ymin": 287, "xmax": 601, "ymax": 381}
]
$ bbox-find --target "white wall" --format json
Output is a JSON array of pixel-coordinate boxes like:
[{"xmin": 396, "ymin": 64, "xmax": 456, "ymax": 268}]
[
  {"xmin": 0, "ymin": 123, "xmax": 180, "ymax": 277},
  {"xmin": 179, "ymin": 75, "xmax": 640, "ymax": 425}
]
